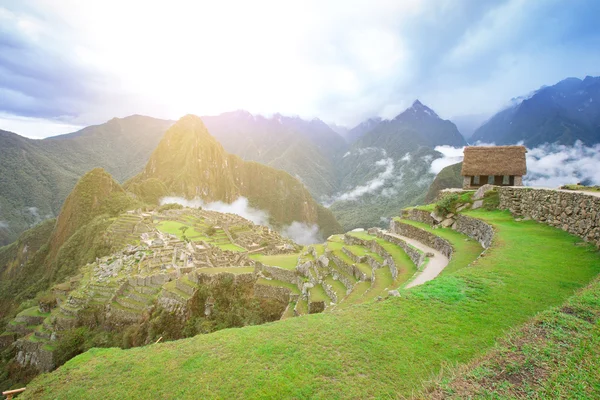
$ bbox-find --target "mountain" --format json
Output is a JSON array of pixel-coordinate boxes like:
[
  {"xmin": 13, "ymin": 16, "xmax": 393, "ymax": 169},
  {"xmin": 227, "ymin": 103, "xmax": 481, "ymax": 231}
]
[
  {"xmin": 451, "ymin": 113, "xmax": 489, "ymax": 140},
  {"xmin": 471, "ymin": 76, "xmax": 600, "ymax": 146},
  {"xmin": 0, "ymin": 169, "xmax": 137, "ymax": 328},
  {"xmin": 202, "ymin": 111, "xmax": 344, "ymax": 199},
  {"xmin": 0, "ymin": 116, "xmax": 172, "ymax": 246},
  {"xmin": 329, "ymin": 100, "xmax": 466, "ymax": 230},
  {"xmin": 424, "ymin": 162, "xmax": 464, "ymax": 203},
  {"xmin": 126, "ymin": 115, "xmax": 342, "ymax": 238},
  {"xmin": 344, "ymin": 117, "xmax": 382, "ymax": 144}
]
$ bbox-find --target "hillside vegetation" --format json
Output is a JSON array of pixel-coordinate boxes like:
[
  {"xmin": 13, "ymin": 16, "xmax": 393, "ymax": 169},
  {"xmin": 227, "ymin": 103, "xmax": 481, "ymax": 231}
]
[
  {"xmin": 0, "ymin": 116, "xmax": 172, "ymax": 246},
  {"xmin": 126, "ymin": 115, "xmax": 342, "ymax": 238},
  {"xmin": 23, "ymin": 210, "xmax": 600, "ymax": 398}
]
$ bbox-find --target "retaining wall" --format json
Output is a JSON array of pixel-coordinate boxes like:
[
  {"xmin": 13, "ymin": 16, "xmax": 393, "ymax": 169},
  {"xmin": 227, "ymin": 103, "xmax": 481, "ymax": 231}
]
[{"xmin": 498, "ymin": 187, "xmax": 600, "ymax": 248}]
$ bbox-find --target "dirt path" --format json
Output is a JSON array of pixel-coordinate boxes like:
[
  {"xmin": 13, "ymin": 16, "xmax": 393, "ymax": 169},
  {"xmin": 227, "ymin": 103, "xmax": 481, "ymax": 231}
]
[{"xmin": 386, "ymin": 233, "xmax": 450, "ymax": 288}]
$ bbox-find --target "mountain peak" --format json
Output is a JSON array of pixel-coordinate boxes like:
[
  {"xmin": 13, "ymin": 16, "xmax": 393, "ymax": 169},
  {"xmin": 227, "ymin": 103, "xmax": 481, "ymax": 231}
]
[{"xmin": 395, "ymin": 100, "xmax": 440, "ymax": 120}]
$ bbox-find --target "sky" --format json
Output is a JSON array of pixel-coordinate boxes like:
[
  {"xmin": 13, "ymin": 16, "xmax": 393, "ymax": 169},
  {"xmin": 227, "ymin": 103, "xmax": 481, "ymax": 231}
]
[{"xmin": 1, "ymin": 0, "xmax": 600, "ymax": 138}]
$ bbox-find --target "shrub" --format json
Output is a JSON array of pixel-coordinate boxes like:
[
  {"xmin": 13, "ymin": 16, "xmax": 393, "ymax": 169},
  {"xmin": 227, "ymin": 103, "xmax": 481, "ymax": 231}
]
[
  {"xmin": 435, "ymin": 194, "xmax": 459, "ymax": 217},
  {"xmin": 482, "ymin": 190, "xmax": 500, "ymax": 210},
  {"xmin": 206, "ymin": 226, "xmax": 216, "ymax": 236}
]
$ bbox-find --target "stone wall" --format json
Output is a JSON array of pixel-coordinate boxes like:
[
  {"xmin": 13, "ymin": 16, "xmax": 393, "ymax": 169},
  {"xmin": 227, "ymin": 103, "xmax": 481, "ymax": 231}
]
[
  {"xmin": 253, "ymin": 283, "xmax": 296, "ymax": 304},
  {"xmin": 453, "ymin": 215, "xmax": 494, "ymax": 249},
  {"xmin": 308, "ymin": 300, "xmax": 325, "ymax": 314},
  {"xmin": 378, "ymin": 232, "xmax": 425, "ymax": 269},
  {"xmin": 15, "ymin": 339, "xmax": 55, "ymax": 372},
  {"xmin": 401, "ymin": 209, "xmax": 437, "ymax": 225},
  {"xmin": 390, "ymin": 220, "xmax": 453, "ymax": 259},
  {"xmin": 498, "ymin": 187, "xmax": 600, "ymax": 248},
  {"xmin": 254, "ymin": 263, "xmax": 298, "ymax": 285}
]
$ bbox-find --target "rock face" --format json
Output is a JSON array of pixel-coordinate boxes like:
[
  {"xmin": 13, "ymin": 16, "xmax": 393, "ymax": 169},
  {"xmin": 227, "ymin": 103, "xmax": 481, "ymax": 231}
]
[
  {"xmin": 498, "ymin": 187, "xmax": 600, "ymax": 247},
  {"xmin": 126, "ymin": 115, "xmax": 342, "ymax": 238},
  {"xmin": 453, "ymin": 215, "xmax": 495, "ymax": 248}
]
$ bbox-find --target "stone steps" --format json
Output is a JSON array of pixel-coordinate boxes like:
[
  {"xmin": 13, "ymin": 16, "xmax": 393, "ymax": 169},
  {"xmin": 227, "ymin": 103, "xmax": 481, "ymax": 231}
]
[{"xmin": 115, "ymin": 295, "xmax": 147, "ymax": 311}]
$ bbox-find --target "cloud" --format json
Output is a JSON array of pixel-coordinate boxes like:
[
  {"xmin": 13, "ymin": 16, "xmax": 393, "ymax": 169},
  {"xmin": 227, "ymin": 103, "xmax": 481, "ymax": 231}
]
[
  {"xmin": 281, "ymin": 222, "xmax": 321, "ymax": 245},
  {"xmin": 0, "ymin": 221, "xmax": 8, "ymax": 229},
  {"xmin": 160, "ymin": 196, "xmax": 269, "ymax": 226},
  {"xmin": 3, "ymin": 1, "xmax": 599, "ymax": 133},
  {"xmin": 334, "ymin": 157, "xmax": 395, "ymax": 202},
  {"xmin": 524, "ymin": 141, "xmax": 600, "ymax": 187},
  {"xmin": 428, "ymin": 141, "xmax": 600, "ymax": 188},
  {"xmin": 429, "ymin": 145, "xmax": 466, "ymax": 174}
]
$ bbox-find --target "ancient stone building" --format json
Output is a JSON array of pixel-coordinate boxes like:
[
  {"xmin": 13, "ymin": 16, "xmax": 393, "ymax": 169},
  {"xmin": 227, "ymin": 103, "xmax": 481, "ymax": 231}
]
[{"xmin": 461, "ymin": 146, "xmax": 527, "ymax": 189}]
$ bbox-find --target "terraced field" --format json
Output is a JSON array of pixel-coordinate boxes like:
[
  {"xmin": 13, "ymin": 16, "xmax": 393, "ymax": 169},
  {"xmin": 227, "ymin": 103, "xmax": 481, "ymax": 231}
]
[{"xmin": 23, "ymin": 209, "xmax": 600, "ymax": 399}]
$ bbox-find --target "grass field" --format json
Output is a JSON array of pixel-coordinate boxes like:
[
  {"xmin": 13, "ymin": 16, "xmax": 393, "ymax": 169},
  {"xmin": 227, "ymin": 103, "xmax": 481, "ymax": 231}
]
[
  {"xmin": 155, "ymin": 220, "xmax": 208, "ymax": 241},
  {"xmin": 24, "ymin": 210, "xmax": 600, "ymax": 399},
  {"xmin": 249, "ymin": 253, "xmax": 300, "ymax": 270}
]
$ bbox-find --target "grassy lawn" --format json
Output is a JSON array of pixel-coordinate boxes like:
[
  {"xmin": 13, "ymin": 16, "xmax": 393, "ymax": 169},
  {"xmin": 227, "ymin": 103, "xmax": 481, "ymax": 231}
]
[
  {"xmin": 309, "ymin": 284, "xmax": 330, "ymax": 303},
  {"xmin": 256, "ymin": 278, "xmax": 300, "ymax": 294},
  {"xmin": 215, "ymin": 243, "xmax": 246, "ymax": 252},
  {"xmin": 295, "ymin": 298, "xmax": 308, "ymax": 315},
  {"xmin": 323, "ymin": 276, "xmax": 347, "ymax": 301},
  {"xmin": 356, "ymin": 267, "xmax": 394, "ymax": 304},
  {"xmin": 394, "ymin": 217, "xmax": 483, "ymax": 275},
  {"xmin": 561, "ymin": 184, "xmax": 600, "ymax": 193},
  {"xmin": 17, "ymin": 306, "xmax": 50, "ymax": 318},
  {"xmin": 155, "ymin": 220, "xmax": 207, "ymax": 241},
  {"xmin": 249, "ymin": 253, "xmax": 299, "ymax": 270},
  {"xmin": 24, "ymin": 210, "xmax": 600, "ymax": 399},
  {"xmin": 195, "ymin": 267, "xmax": 255, "ymax": 275}
]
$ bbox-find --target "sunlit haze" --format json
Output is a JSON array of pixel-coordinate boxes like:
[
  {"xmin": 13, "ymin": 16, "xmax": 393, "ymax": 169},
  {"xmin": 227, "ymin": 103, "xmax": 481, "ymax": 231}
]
[{"xmin": 1, "ymin": 0, "xmax": 600, "ymax": 137}]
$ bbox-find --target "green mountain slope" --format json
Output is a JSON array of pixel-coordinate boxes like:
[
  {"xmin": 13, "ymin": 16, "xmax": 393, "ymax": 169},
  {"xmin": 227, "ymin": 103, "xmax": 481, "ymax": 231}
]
[
  {"xmin": 471, "ymin": 76, "xmax": 600, "ymax": 146},
  {"xmin": 203, "ymin": 111, "xmax": 345, "ymax": 199},
  {"xmin": 126, "ymin": 115, "xmax": 342, "ymax": 238},
  {"xmin": 424, "ymin": 162, "xmax": 464, "ymax": 203},
  {"xmin": 0, "ymin": 116, "xmax": 172, "ymax": 246},
  {"xmin": 329, "ymin": 101, "xmax": 466, "ymax": 230},
  {"xmin": 22, "ymin": 210, "xmax": 600, "ymax": 398}
]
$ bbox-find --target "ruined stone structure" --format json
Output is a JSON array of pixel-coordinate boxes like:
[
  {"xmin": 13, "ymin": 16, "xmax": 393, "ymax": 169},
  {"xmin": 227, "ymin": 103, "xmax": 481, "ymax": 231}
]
[{"xmin": 461, "ymin": 146, "xmax": 527, "ymax": 189}]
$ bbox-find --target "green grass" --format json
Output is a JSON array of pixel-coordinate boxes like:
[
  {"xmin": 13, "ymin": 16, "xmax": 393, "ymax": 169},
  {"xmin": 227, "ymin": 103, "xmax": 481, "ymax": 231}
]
[
  {"xmin": 394, "ymin": 217, "xmax": 483, "ymax": 275},
  {"xmin": 249, "ymin": 253, "xmax": 299, "ymax": 270},
  {"xmin": 356, "ymin": 267, "xmax": 394, "ymax": 304},
  {"xmin": 24, "ymin": 210, "xmax": 600, "ymax": 399},
  {"xmin": 216, "ymin": 243, "xmax": 247, "ymax": 252},
  {"xmin": 309, "ymin": 284, "xmax": 330, "ymax": 303},
  {"xmin": 256, "ymin": 278, "xmax": 300, "ymax": 295},
  {"xmin": 155, "ymin": 220, "xmax": 207, "ymax": 242},
  {"xmin": 17, "ymin": 306, "xmax": 50, "ymax": 318},
  {"xmin": 561, "ymin": 184, "xmax": 600, "ymax": 193},
  {"xmin": 323, "ymin": 276, "xmax": 347, "ymax": 302},
  {"xmin": 295, "ymin": 298, "xmax": 308, "ymax": 315},
  {"xmin": 195, "ymin": 267, "xmax": 255, "ymax": 275}
]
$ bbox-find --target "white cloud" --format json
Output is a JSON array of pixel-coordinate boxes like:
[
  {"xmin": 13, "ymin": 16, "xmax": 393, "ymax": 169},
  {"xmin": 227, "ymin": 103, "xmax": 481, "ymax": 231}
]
[
  {"xmin": 0, "ymin": 113, "xmax": 83, "ymax": 139},
  {"xmin": 159, "ymin": 196, "xmax": 322, "ymax": 244},
  {"xmin": 429, "ymin": 145, "xmax": 465, "ymax": 174},
  {"xmin": 335, "ymin": 157, "xmax": 395, "ymax": 202},
  {"xmin": 159, "ymin": 196, "xmax": 269, "ymax": 226},
  {"xmin": 281, "ymin": 222, "xmax": 321, "ymax": 245},
  {"xmin": 524, "ymin": 141, "xmax": 600, "ymax": 188}
]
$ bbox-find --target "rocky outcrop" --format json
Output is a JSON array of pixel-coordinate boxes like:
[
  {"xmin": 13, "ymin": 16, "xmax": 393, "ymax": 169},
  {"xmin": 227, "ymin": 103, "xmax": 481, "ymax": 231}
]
[
  {"xmin": 498, "ymin": 187, "xmax": 600, "ymax": 248},
  {"xmin": 253, "ymin": 283, "xmax": 298, "ymax": 304},
  {"xmin": 401, "ymin": 209, "xmax": 437, "ymax": 225},
  {"xmin": 15, "ymin": 338, "xmax": 55, "ymax": 372}
]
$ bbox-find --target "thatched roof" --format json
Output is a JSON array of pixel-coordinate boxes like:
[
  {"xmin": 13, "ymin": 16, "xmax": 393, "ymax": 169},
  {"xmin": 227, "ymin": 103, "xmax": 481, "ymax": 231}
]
[{"xmin": 461, "ymin": 146, "xmax": 527, "ymax": 176}]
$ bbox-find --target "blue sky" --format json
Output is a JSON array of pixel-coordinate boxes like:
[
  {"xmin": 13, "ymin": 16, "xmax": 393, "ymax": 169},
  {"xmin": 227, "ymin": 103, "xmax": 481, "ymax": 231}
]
[{"xmin": 1, "ymin": 0, "xmax": 600, "ymax": 138}]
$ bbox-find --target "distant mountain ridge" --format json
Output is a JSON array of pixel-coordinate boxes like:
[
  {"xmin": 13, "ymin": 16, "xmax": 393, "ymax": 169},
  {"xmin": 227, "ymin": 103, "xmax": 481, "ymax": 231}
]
[
  {"xmin": 0, "ymin": 116, "xmax": 172, "ymax": 245},
  {"xmin": 472, "ymin": 76, "xmax": 600, "ymax": 146},
  {"xmin": 126, "ymin": 115, "xmax": 342, "ymax": 238}
]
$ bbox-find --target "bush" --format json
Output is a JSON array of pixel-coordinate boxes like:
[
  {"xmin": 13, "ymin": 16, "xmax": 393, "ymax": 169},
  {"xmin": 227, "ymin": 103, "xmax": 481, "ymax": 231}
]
[
  {"xmin": 482, "ymin": 190, "xmax": 500, "ymax": 210},
  {"xmin": 435, "ymin": 194, "xmax": 459, "ymax": 217},
  {"xmin": 54, "ymin": 327, "xmax": 89, "ymax": 367},
  {"xmin": 206, "ymin": 226, "xmax": 216, "ymax": 236}
]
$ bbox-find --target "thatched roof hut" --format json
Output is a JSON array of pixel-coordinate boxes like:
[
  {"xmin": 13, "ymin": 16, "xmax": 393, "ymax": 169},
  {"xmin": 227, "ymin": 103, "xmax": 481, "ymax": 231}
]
[
  {"xmin": 461, "ymin": 146, "xmax": 527, "ymax": 188},
  {"xmin": 461, "ymin": 146, "xmax": 527, "ymax": 176}
]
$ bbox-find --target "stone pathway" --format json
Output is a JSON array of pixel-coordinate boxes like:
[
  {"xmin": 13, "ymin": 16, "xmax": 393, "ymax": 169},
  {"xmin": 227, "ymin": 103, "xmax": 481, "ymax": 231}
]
[{"xmin": 386, "ymin": 233, "xmax": 449, "ymax": 288}]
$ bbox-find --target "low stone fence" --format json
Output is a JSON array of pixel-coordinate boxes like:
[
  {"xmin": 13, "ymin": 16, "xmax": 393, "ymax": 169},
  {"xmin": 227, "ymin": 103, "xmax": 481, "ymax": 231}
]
[
  {"xmin": 390, "ymin": 220, "xmax": 453, "ymax": 259},
  {"xmin": 342, "ymin": 247, "xmax": 366, "ymax": 263},
  {"xmin": 328, "ymin": 251, "xmax": 369, "ymax": 281},
  {"xmin": 401, "ymin": 208, "xmax": 437, "ymax": 225},
  {"xmin": 453, "ymin": 215, "xmax": 494, "ymax": 249},
  {"xmin": 498, "ymin": 187, "xmax": 600, "ymax": 248}
]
